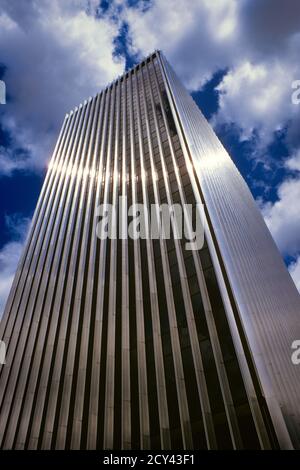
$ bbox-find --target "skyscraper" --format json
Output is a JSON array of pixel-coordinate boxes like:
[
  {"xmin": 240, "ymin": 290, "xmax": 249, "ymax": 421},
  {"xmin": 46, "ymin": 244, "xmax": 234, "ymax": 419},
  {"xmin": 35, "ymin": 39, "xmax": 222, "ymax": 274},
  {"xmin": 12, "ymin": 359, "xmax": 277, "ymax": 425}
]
[{"xmin": 0, "ymin": 51, "xmax": 300, "ymax": 450}]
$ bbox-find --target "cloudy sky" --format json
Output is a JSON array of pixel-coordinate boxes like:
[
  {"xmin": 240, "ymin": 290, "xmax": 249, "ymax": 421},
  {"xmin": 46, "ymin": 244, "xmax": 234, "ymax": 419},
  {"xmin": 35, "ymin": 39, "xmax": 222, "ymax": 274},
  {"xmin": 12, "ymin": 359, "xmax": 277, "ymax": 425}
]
[{"xmin": 0, "ymin": 0, "xmax": 300, "ymax": 315}]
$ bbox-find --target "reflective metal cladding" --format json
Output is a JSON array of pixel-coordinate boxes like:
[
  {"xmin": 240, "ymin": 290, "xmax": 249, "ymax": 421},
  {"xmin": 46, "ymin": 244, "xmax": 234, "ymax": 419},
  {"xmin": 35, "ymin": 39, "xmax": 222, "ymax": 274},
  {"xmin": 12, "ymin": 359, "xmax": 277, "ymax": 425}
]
[{"xmin": 0, "ymin": 51, "xmax": 300, "ymax": 450}]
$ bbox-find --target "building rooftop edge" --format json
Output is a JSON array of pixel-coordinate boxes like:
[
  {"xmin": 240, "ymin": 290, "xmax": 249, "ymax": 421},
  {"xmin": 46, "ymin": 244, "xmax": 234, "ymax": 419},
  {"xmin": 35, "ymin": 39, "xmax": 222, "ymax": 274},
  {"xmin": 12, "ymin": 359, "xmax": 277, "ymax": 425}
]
[{"xmin": 65, "ymin": 50, "xmax": 163, "ymax": 119}]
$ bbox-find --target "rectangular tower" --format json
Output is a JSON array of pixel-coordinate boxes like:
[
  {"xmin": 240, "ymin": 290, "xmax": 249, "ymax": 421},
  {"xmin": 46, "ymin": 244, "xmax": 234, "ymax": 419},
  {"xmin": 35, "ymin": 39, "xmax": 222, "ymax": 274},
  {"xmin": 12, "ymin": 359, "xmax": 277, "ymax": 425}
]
[{"xmin": 0, "ymin": 51, "xmax": 300, "ymax": 450}]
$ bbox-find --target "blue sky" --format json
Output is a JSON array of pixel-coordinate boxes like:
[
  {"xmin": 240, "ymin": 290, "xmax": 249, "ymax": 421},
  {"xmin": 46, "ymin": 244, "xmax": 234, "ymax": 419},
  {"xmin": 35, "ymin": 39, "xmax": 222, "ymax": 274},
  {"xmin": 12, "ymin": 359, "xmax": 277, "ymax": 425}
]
[{"xmin": 0, "ymin": 0, "xmax": 300, "ymax": 314}]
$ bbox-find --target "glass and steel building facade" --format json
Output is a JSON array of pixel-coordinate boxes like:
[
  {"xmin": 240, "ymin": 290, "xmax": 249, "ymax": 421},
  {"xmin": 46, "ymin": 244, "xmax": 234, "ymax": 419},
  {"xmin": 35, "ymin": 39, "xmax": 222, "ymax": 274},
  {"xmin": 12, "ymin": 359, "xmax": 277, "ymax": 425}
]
[{"xmin": 0, "ymin": 51, "xmax": 300, "ymax": 450}]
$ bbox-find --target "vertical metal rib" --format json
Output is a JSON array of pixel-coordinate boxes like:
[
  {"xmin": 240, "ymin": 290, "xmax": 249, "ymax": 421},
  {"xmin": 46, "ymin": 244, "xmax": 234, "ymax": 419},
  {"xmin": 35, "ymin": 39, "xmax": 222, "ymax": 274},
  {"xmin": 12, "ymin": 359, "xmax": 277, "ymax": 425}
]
[
  {"xmin": 144, "ymin": 60, "xmax": 193, "ymax": 449},
  {"xmin": 54, "ymin": 95, "xmax": 99, "ymax": 449},
  {"xmin": 14, "ymin": 98, "xmax": 98, "ymax": 450},
  {"xmin": 150, "ymin": 58, "xmax": 218, "ymax": 449},
  {"xmin": 136, "ymin": 69, "xmax": 171, "ymax": 449},
  {"xmin": 163, "ymin": 52, "xmax": 300, "ymax": 448},
  {"xmin": 24, "ymin": 105, "xmax": 90, "ymax": 450},
  {"xmin": 153, "ymin": 57, "xmax": 245, "ymax": 449},
  {"xmin": 120, "ymin": 76, "xmax": 131, "ymax": 449},
  {"xmin": 103, "ymin": 81, "xmax": 120, "ymax": 449},
  {"xmin": 2, "ymin": 104, "xmax": 93, "ymax": 450},
  {"xmin": 69, "ymin": 92, "xmax": 104, "ymax": 449},
  {"xmin": 156, "ymin": 52, "xmax": 272, "ymax": 449},
  {"xmin": 95, "ymin": 82, "xmax": 115, "ymax": 449},
  {"xmin": 0, "ymin": 107, "xmax": 83, "ymax": 448},
  {"xmin": 23, "ymin": 105, "xmax": 85, "ymax": 450},
  {"xmin": 87, "ymin": 84, "xmax": 115, "ymax": 449},
  {"xmin": 39, "ymin": 99, "xmax": 92, "ymax": 449},
  {"xmin": 128, "ymin": 71, "xmax": 150, "ymax": 449}
]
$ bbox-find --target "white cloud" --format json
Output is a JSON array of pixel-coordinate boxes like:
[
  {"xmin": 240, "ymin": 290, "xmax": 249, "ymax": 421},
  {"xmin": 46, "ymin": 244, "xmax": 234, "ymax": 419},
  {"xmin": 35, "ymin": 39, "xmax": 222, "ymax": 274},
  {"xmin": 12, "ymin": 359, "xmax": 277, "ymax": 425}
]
[
  {"xmin": 289, "ymin": 255, "xmax": 300, "ymax": 293},
  {"xmin": 0, "ymin": 146, "xmax": 28, "ymax": 176},
  {"xmin": 124, "ymin": 0, "xmax": 300, "ymax": 151},
  {"xmin": 261, "ymin": 178, "xmax": 300, "ymax": 256},
  {"xmin": 0, "ymin": 214, "xmax": 30, "ymax": 318},
  {"xmin": 215, "ymin": 60, "xmax": 298, "ymax": 145},
  {"xmin": 125, "ymin": 0, "xmax": 239, "ymax": 90},
  {"xmin": 0, "ymin": 0, "xmax": 125, "ymax": 174},
  {"xmin": 0, "ymin": 241, "xmax": 24, "ymax": 318},
  {"xmin": 286, "ymin": 149, "xmax": 300, "ymax": 172},
  {"xmin": 260, "ymin": 151, "xmax": 300, "ymax": 265}
]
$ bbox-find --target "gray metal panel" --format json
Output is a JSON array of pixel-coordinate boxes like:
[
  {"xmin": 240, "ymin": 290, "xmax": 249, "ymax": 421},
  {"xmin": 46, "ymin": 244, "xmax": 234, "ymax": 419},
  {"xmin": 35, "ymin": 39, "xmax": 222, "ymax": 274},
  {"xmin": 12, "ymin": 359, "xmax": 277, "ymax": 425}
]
[{"xmin": 159, "ymin": 51, "xmax": 300, "ymax": 449}]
